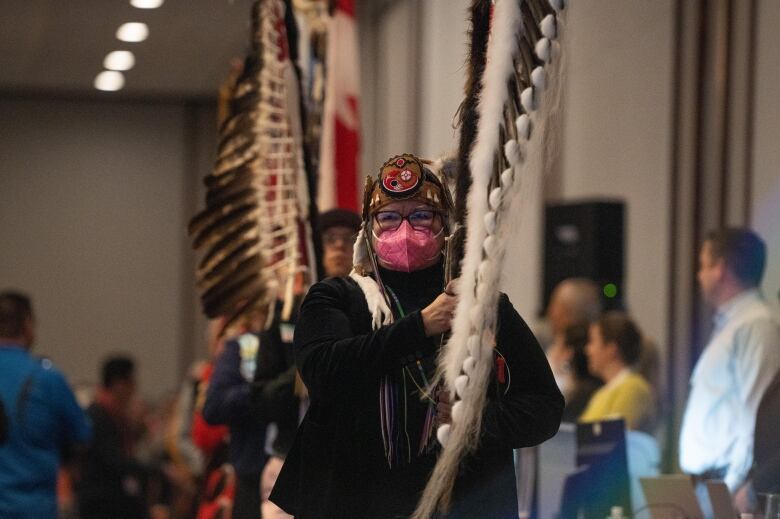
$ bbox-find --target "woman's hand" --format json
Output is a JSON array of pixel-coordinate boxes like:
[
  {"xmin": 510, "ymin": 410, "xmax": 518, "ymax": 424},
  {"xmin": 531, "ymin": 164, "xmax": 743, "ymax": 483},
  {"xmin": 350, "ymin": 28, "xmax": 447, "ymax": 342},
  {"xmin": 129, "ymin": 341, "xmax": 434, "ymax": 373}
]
[{"xmin": 420, "ymin": 280, "xmax": 458, "ymax": 336}]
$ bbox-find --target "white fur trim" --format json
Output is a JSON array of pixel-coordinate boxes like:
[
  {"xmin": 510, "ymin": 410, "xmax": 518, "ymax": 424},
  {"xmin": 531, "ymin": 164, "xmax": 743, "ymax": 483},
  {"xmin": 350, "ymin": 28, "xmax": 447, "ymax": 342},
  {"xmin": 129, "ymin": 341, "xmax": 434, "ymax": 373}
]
[
  {"xmin": 500, "ymin": 168, "xmax": 514, "ymax": 189},
  {"xmin": 454, "ymin": 374, "xmax": 470, "ymax": 398},
  {"xmin": 466, "ymin": 335, "xmax": 481, "ymax": 357},
  {"xmin": 476, "ymin": 281, "xmax": 490, "ymax": 303},
  {"xmin": 541, "ymin": 14, "xmax": 557, "ymax": 39},
  {"xmin": 489, "ymin": 187, "xmax": 503, "ymax": 210},
  {"xmin": 521, "ymin": 86, "xmax": 537, "ymax": 112},
  {"xmin": 348, "ymin": 272, "xmax": 393, "ymax": 329},
  {"xmin": 531, "ymin": 66, "xmax": 547, "ymax": 90},
  {"xmin": 469, "ymin": 304, "xmax": 484, "ymax": 328},
  {"xmin": 436, "ymin": 423, "xmax": 451, "ymax": 446},
  {"xmin": 504, "ymin": 139, "xmax": 522, "ymax": 165},
  {"xmin": 535, "ymin": 37, "xmax": 552, "ymax": 62},
  {"xmin": 477, "ymin": 259, "xmax": 492, "ymax": 283},
  {"xmin": 483, "ymin": 235, "xmax": 499, "ymax": 257},
  {"xmin": 351, "ymin": 226, "xmax": 370, "ymax": 273},
  {"xmin": 516, "ymin": 114, "xmax": 531, "ymax": 140},
  {"xmin": 462, "ymin": 356, "xmax": 476, "ymax": 375},
  {"xmin": 451, "ymin": 400, "xmax": 464, "ymax": 422},
  {"xmin": 483, "ymin": 211, "xmax": 497, "ymax": 234}
]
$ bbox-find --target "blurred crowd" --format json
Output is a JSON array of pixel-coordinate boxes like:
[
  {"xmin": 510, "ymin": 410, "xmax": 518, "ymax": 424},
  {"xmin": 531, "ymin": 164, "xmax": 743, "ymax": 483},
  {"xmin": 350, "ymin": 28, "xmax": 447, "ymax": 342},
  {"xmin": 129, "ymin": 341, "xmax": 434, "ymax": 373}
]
[{"xmin": 1, "ymin": 222, "xmax": 777, "ymax": 519}]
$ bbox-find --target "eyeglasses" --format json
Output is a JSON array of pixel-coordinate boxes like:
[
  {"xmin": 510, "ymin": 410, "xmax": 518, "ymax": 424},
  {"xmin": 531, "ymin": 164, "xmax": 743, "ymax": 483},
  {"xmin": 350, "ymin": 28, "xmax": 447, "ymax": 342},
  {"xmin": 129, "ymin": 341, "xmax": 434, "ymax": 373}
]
[
  {"xmin": 374, "ymin": 209, "xmax": 438, "ymax": 231},
  {"xmin": 322, "ymin": 231, "xmax": 357, "ymax": 246}
]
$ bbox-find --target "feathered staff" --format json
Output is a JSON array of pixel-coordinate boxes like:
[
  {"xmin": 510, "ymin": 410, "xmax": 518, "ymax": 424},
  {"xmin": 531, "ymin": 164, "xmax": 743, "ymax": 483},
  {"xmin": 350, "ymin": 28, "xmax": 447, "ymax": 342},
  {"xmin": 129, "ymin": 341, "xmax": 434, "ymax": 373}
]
[
  {"xmin": 189, "ymin": 0, "xmax": 316, "ymax": 329},
  {"xmin": 413, "ymin": 0, "xmax": 567, "ymax": 517}
]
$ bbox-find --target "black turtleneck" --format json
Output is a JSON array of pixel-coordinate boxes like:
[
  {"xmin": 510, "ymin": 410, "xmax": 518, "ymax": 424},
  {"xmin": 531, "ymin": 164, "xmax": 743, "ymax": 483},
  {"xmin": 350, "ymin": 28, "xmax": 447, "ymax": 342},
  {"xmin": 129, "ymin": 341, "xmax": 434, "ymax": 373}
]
[{"xmin": 377, "ymin": 261, "xmax": 446, "ymax": 317}]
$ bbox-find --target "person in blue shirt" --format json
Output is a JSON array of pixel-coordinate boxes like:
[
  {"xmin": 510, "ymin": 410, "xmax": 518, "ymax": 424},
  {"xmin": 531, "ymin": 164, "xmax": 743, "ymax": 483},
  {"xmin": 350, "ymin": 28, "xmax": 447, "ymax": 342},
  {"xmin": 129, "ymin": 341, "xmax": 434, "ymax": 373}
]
[
  {"xmin": 0, "ymin": 290, "xmax": 92, "ymax": 519},
  {"xmin": 203, "ymin": 312, "xmax": 298, "ymax": 519}
]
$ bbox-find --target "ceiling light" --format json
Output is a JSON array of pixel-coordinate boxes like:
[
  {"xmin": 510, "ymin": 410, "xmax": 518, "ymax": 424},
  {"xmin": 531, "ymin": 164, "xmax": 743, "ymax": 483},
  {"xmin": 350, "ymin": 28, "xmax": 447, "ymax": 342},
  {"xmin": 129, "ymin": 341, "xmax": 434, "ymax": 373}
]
[
  {"xmin": 130, "ymin": 0, "xmax": 164, "ymax": 7},
  {"xmin": 116, "ymin": 22, "xmax": 149, "ymax": 43},
  {"xmin": 103, "ymin": 51, "xmax": 135, "ymax": 71},
  {"xmin": 94, "ymin": 71, "xmax": 125, "ymax": 91}
]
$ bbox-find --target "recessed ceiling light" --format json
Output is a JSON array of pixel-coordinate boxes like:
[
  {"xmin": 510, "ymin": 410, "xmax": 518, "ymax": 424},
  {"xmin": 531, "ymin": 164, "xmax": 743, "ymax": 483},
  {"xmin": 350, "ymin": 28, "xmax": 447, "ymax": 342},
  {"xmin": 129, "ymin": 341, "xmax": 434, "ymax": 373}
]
[
  {"xmin": 103, "ymin": 51, "xmax": 135, "ymax": 71},
  {"xmin": 130, "ymin": 0, "xmax": 164, "ymax": 8},
  {"xmin": 116, "ymin": 22, "xmax": 149, "ymax": 43},
  {"xmin": 94, "ymin": 71, "xmax": 125, "ymax": 91}
]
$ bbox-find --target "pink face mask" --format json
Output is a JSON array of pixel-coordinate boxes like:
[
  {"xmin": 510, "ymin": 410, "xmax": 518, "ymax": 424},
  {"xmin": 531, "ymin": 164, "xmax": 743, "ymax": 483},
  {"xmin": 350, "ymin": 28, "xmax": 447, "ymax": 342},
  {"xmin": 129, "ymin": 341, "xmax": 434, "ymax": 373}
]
[{"xmin": 373, "ymin": 221, "xmax": 443, "ymax": 272}]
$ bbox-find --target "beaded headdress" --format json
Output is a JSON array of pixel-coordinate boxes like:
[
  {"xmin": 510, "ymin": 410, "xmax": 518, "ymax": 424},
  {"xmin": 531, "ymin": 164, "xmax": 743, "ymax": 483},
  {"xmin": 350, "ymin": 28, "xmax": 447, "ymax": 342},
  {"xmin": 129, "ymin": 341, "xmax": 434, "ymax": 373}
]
[{"xmin": 361, "ymin": 153, "xmax": 453, "ymax": 220}]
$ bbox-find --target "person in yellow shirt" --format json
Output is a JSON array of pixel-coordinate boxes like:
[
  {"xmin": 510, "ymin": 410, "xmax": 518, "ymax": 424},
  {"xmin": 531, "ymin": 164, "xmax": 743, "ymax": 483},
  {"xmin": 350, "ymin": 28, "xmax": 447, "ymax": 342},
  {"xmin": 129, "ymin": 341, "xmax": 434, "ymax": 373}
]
[{"xmin": 580, "ymin": 311, "xmax": 656, "ymax": 434}]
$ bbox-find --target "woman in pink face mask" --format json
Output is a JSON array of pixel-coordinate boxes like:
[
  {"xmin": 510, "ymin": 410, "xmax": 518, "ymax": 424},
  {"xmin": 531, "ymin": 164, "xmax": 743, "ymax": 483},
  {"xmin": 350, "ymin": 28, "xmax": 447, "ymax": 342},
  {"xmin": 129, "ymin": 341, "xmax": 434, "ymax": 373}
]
[
  {"xmin": 371, "ymin": 200, "xmax": 446, "ymax": 273},
  {"xmin": 270, "ymin": 154, "xmax": 563, "ymax": 519}
]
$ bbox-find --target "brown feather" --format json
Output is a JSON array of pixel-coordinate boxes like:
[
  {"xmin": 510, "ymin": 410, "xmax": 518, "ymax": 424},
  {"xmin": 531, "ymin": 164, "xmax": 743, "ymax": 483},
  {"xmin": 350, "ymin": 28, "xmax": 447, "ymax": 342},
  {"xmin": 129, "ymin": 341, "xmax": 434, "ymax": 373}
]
[
  {"xmin": 217, "ymin": 132, "xmax": 254, "ymax": 162},
  {"xmin": 520, "ymin": 1, "xmax": 543, "ymax": 42},
  {"xmin": 199, "ymin": 255, "xmax": 262, "ymax": 294},
  {"xmin": 197, "ymin": 221, "xmax": 257, "ymax": 270},
  {"xmin": 448, "ymin": 0, "xmax": 492, "ymax": 281},
  {"xmin": 203, "ymin": 166, "xmax": 241, "ymax": 190},
  {"xmin": 191, "ymin": 204, "xmax": 256, "ymax": 249},
  {"xmin": 202, "ymin": 270, "xmax": 263, "ymax": 318},
  {"xmin": 203, "ymin": 282, "xmax": 263, "ymax": 319},
  {"xmin": 206, "ymin": 173, "xmax": 256, "ymax": 206},
  {"xmin": 517, "ymin": 39, "xmax": 535, "ymax": 85},
  {"xmin": 198, "ymin": 240, "xmax": 260, "ymax": 285},
  {"xmin": 213, "ymin": 149, "xmax": 256, "ymax": 177}
]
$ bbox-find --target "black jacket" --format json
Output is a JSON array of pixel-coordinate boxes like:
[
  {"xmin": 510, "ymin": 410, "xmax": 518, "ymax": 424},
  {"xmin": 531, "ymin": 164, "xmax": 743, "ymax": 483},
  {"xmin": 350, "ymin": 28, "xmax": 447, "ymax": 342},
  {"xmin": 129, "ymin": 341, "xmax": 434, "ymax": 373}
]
[{"xmin": 270, "ymin": 264, "xmax": 563, "ymax": 518}]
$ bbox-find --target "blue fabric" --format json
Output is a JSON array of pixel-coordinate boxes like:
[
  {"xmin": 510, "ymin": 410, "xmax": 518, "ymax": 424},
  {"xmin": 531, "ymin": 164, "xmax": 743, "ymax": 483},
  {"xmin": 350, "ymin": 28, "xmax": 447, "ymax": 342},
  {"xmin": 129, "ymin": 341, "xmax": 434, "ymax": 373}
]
[
  {"xmin": 0, "ymin": 344, "xmax": 92, "ymax": 518},
  {"xmin": 202, "ymin": 336, "xmax": 267, "ymax": 476}
]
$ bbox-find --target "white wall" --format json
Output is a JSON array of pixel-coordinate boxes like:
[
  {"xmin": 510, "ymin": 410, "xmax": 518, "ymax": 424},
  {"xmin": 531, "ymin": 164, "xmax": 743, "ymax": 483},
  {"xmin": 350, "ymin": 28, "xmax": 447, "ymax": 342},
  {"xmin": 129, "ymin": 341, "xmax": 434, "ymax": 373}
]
[
  {"xmin": 360, "ymin": 0, "xmax": 471, "ymax": 172},
  {"xmin": 360, "ymin": 0, "xmax": 421, "ymax": 176},
  {"xmin": 417, "ymin": 0, "xmax": 471, "ymax": 160},
  {"xmin": 560, "ymin": 0, "xmax": 675, "ymax": 347},
  {"xmin": 0, "ymin": 97, "xmax": 216, "ymax": 399},
  {"xmin": 753, "ymin": 0, "xmax": 780, "ymax": 315}
]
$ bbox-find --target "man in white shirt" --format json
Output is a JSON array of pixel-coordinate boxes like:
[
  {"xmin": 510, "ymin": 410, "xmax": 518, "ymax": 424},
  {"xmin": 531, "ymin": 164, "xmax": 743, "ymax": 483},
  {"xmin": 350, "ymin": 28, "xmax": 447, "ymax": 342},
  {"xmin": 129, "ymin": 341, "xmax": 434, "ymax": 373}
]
[{"xmin": 679, "ymin": 228, "xmax": 780, "ymax": 513}]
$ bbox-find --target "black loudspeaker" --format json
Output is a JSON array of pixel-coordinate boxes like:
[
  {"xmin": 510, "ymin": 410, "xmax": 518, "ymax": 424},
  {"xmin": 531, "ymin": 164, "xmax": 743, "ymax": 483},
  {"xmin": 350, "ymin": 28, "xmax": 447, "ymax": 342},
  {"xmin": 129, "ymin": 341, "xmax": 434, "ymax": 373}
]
[{"xmin": 543, "ymin": 200, "xmax": 624, "ymax": 313}]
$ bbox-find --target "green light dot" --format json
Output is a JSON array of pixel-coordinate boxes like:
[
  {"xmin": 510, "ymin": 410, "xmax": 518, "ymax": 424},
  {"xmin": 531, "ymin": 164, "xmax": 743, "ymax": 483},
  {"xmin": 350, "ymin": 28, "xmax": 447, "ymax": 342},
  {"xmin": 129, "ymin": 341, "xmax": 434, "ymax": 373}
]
[{"xmin": 603, "ymin": 283, "xmax": 618, "ymax": 298}]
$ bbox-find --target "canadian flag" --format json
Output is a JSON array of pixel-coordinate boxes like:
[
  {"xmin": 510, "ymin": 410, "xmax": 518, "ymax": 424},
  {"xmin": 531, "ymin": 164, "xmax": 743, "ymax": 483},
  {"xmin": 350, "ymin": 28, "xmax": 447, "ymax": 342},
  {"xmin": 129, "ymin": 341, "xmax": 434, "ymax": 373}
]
[{"xmin": 317, "ymin": 0, "xmax": 360, "ymax": 213}]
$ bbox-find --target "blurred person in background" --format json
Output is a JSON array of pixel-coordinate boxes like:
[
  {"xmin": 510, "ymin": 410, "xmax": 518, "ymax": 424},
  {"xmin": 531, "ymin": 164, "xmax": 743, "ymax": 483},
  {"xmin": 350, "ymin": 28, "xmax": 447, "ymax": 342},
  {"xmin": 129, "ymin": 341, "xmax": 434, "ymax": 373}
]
[
  {"xmin": 165, "ymin": 318, "xmax": 233, "ymax": 519},
  {"xmin": 78, "ymin": 355, "xmax": 149, "ymax": 519},
  {"xmin": 580, "ymin": 311, "xmax": 656, "ymax": 434},
  {"xmin": 543, "ymin": 278, "xmax": 602, "ymax": 349},
  {"xmin": 553, "ymin": 323, "xmax": 603, "ymax": 422},
  {"xmin": 0, "ymin": 290, "xmax": 92, "ymax": 519},
  {"xmin": 579, "ymin": 311, "xmax": 659, "ymax": 515},
  {"xmin": 318, "ymin": 208, "xmax": 362, "ymax": 278},
  {"xmin": 679, "ymin": 228, "xmax": 780, "ymax": 512},
  {"xmin": 203, "ymin": 302, "xmax": 303, "ymax": 519}
]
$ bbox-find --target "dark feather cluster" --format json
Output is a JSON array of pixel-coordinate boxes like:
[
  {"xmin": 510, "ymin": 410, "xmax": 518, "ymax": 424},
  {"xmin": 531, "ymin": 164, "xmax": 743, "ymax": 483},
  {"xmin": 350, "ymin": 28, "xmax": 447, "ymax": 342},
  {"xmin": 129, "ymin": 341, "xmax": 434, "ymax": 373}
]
[
  {"xmin": 448, "ymin": 0, "xmax": 492, "ymax": 280},
  {"xmin": 188, "ymin": 2, "xmax": 267, "ymax": 325},
  {"xmin": 449, "ymin": 0, "xmax": 556, "ymax": 281}
]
